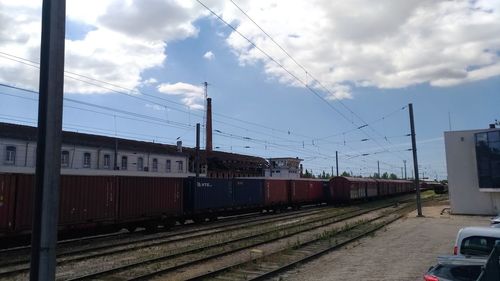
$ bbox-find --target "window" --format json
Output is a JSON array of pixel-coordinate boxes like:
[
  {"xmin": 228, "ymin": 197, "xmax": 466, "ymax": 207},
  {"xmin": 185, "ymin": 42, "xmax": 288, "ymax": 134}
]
[
  {"xmin": 83, "ymin": 152, "xmax": 91, "ymax": 168},
  {"xmin": 137, "ymin": 157, "xmax": 143, "ymax": 171},
  {"xmin": 475, "ymin": 131, "xmax": 500, "ymax": 188},
  {"xmin": 152, "ymin": 158, "xmax": 158, "ymax": 172},
  {"xmin": 121, "ymin": 156, "xmax": 128, "ymax": 170},
  {"xmin": 103, "ymin": 154, "xmax": 111, "ymax": 169},
  {"xmin": 177, "ymin": 160, "xmax": 183, "ymax": 172},
  {"xmin": 166, "ymin": 159, "xmax": 171, "ymax": 172},
  {"xmin": 461, "ymin": 236, "xmax": 500, "ymax": 256},
  {"xmin": 61, "ymin": 150, "xmax": 69, "ymax": 167},
  {"xmin": 5, "ymin": 146, "xmax": 16, "ymax": 165}
]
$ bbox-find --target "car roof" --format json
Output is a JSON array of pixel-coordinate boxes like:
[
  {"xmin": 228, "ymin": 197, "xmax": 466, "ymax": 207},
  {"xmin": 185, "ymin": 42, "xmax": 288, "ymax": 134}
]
[
  {"xmin": 437, "ymin": 255, "xmax": 486, "ymax": 266},
  {"xmin": 458, "ymin": 226, "xmax": 500, "ymax": 238}
]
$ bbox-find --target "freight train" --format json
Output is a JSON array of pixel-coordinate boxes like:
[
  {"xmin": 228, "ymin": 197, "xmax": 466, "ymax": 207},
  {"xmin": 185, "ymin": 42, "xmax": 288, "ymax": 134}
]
[{"xmin": 0, "ymin": 173, "xmax": 416, "ymax": 237}]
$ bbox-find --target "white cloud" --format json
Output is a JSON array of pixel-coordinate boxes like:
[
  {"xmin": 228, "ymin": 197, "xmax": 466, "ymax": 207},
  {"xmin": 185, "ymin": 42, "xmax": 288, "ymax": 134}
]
[
  {"xmin": 0, "ymin": 0, "xmax": 216, "ymax": 94},
  {"xmin": 219, "ymin": 0, "xmax": 500, "ymax": 97},
  {"xmin": 157, "ymin": 82, "xmax": 205, "ymax": 109},
  {"xmin": 203, "ymin": 51, "xmax": 215, "ymax": 60}
]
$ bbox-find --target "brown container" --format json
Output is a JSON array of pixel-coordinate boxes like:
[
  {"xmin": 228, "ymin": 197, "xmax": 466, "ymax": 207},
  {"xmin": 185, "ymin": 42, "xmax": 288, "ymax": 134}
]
[
  {"xmin": 0, "ymin": 174, "xmax": 16, "ymax": 233},
  {"xmin": 290, "ymin": 179, "xmax": 310, "ymax": 204},
  {"xmin": 14, "ymin": 174, "xmax": 34, "ymax": 232},
  {"xmin": 330, "ymin": 177, "xmax": 376, "ymax": 203},
  {"xmin": 308, "ymin": 180, "xmax": 326, "ymax": 202},
  {"xmin": 264, "ymin": 179, "xmax": 289, "ymax": 206},
  {"xmin": 117, "ymin": 176, "xmax": 183, "ymax": 222},
  {"xmin": 59, "ymin": 175, "xmax": 117, "ymax": 226}
]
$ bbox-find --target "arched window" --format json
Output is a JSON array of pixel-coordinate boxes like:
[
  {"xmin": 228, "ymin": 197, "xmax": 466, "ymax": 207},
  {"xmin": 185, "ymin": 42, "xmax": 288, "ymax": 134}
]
[
  {"xmin": 166, "ymin": 159, "xmax": 171, "ymax": 172},
  {"xmin": 83, "ymin": 152, "xmax": 91, "ymax": 168},
  {"xmin": 5, "ymin": 146, "xmax": 16, "ymax": 165},
  {"xmin": 61, "ymin": 150, "xmax": 69, "ymax": 167},
  {"xmin": 121, "ymin": 156, "xmax": 128, "ymax": 170},
  {"xmin": 152, "ymin": 158, "xmax": 158, "ymax": 172},
  {"xmin": 137, "ymin": 157, "xmax": 144, "ymax": 171}
]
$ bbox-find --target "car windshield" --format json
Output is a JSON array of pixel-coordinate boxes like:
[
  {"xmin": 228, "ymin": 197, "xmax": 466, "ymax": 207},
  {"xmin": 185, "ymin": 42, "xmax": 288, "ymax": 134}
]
[{"xmin": 460, "ymin": 236, "xmax": 500, "ymax": 256}]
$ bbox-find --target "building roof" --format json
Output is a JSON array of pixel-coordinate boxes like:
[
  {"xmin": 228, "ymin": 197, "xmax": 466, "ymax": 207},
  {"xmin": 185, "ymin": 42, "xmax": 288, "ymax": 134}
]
[
  {"xmin": 0, "ymin": 122, "xmax": 185, "ymax": 156},
  {"xmin": 0, "ymin": 122, "xmax": 268, "ymax": 167}
]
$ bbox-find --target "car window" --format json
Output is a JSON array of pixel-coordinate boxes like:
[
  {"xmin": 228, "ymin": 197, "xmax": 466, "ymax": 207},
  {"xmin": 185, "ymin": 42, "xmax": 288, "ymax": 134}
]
[
  {"xmin": 461, "ymin": 236, "xmax": 500, "ymax": 256},
  {"xmin": 432, "ymin": 264, "xmax": 482, "ymax": 281}
]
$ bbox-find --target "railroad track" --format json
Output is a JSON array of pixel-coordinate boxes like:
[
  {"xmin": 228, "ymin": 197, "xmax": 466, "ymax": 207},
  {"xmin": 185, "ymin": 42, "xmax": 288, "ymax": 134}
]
[
  {"xmin": 62, "ymin": 200, "xmax": 407, "ymax": 280},
  {"xmin": 0, "ymin": 204, "xmax": 351, "ymax": 278},
  {"xmin": 186, "ymin": 202, "xmax": 418, "ymax": 281},
  {"xmin": 0, "ymin": 193, "xmax": 429, "ymax": 280}
]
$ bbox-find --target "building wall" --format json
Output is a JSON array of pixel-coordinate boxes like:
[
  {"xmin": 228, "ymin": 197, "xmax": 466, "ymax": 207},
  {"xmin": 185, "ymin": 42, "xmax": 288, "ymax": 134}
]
[
  {"xmin": 0, "ymin": 138, "xmax": 192, "ymax": 177},
  {"xmin": 445, "ymin": 129, "xmax": 500, "ymax": 215}
]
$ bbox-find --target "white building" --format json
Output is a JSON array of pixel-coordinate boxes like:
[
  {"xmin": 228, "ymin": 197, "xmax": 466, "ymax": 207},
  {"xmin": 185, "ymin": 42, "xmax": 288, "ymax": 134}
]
[
  {"xmin": 444, "ymin": 127, "xmax": 500, "ymax": 215},
  {"xmin": 264, "ymin": 157, "xmax": 303, "ymax": 179},
  {"xmin": 0, "ymin": 122, "xmax": 194, "ymax": 177}
]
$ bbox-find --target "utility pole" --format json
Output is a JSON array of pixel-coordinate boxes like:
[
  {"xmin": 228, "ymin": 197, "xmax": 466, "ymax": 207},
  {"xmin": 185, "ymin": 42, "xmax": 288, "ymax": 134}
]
[
  {"xmin": 401, "ymin": 167, "xmax": 404, "ymax": 179},
  {"xmin": 409, "ymin": 103, "xmax": 423, "ymax": 217},
  {"xmin": 331, "ymin": 166, "xmax": 334, "ymax": 178},
  {"xmin": 377, "ymin": 160, "xmax": 380, "ymax": 177},
  {"xmin": 335, "ymin": 151, "xmax": 339, "ymax": 176},
  {"xmin": 30, "ymin": 1, "xmax": 66, "ymax": 280},
  {"xmin": 195, "ymin": 123, "xmax": 200, "ymax": 178},
  {"xmin": 403, "ymin": 160, "xmax": 407, "ymax": 179}
]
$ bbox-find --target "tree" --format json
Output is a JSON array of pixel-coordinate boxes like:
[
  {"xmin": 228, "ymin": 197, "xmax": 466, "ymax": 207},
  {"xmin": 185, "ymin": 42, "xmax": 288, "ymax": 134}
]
[
  {"xmin": 302, "ymin": 169, "xmax": 313, "ymax": 178},
  {"xmin": 341, "ymin": 171, "xmax": 351, "ymax": 177},
  {"xmin": 381, "ymin": 172, "xmax": 389, "ymax": 179},
  {"xmin": 372, "ymin": 173, "xmax": 380, "ymax": 179},
  {"xmin": 389, "ymin": 173, "xmax": 398, "ymax": 180}
]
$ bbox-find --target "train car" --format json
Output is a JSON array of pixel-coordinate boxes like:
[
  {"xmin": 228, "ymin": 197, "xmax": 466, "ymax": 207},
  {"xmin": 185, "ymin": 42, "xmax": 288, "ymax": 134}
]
[
  {"xmin": 263, "ymin": 179, "xmax": 289, "ymax": 209},
  {"xmin": 421, "ymin": 181, "xmax": 448, "ymax": 194},
  {"xmin": 232, "ymin": 178, "xmax": 265, "ymax": 208},
  {"xmin": 183, "ymin": 177, "xmax": 233, "ymax": 220},
  {"xmin": 289, "ymin": 179, "xmax": 327, "ymax": 207},
  {"xmin": 0, "ymin": 173, "xmax": 16, "ymax": 234},
  {"xmin": 328, "ymin": 176, "xmax": 377, "ymax": 203},
  {"xmin": 117, "ymin": 176, "xmax": 183, "ymax": 231},
  {"xmin": 1, "ymin": 173, "xmax": 119, "ymax": 236}
]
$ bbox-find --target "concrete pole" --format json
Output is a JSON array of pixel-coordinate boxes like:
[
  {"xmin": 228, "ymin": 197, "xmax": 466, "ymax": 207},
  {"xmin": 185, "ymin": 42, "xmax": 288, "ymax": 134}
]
[
  {"xmin": 409, "ymin": 103, "xmax": 423, "ymax": 217},
  {"xmin": 30, "ymin": 0, "xmax": 66, "ymax": 280},
  {"xmin": 195, "ymin": 123, "xmax": 200, "ymax": 178},
  {"xmin": 335, "ymin": 151, "xmax": 339, "ymax": 176}
]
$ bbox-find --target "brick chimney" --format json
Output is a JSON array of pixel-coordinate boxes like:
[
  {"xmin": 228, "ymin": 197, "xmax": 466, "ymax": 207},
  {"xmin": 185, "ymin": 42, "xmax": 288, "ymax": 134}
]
[{"xmin": 206, "ymin": 97, "xmax": 213, "ymax": 152}]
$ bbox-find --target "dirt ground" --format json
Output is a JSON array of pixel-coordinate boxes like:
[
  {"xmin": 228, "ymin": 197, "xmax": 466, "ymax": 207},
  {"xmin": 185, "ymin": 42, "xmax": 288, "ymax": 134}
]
[{"xmin": 274, "ymin": 201, "xmax": 492, "ymax": 281}]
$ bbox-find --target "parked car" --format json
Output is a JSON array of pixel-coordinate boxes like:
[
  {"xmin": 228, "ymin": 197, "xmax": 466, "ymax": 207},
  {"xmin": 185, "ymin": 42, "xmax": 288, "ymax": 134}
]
[
  {"xmin": 490, "ymin": 216, "xmax": 500, "ymax": 228},
  {"xmin": 424, "ymin": 255, "xmax": 485, "ymax": 281},
  {"xmin": 454, "ymin": 227, "xmax": 500, "ymax": 257}
]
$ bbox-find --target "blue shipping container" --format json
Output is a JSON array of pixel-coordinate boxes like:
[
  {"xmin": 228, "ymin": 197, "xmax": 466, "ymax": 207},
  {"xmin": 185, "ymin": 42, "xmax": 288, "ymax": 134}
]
[
  {"xmin": 232, "ymin": 178, "xmax": 264, "ymax": 207},
  {"xmin": 185, "ymin": 178, "xmax": 233, "ymax": 212}
]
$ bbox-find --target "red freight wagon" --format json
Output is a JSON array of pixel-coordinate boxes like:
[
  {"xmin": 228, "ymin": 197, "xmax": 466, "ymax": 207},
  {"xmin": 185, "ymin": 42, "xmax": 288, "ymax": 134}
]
[
  {"xmin": 13, "ymin": 174, "xmax": 34, "ymax": 232},
  {"xmin": 0, "ymin": 174, "xmax": 16, "ymax": 233},
  {"xmin": 309, "ymin": 180, "xmax": 326, "ymax": 203},
  {"xmin": 59, "ymin": 175, "xmax": 116, "ymax": 226},
  {"xmin": 14, "ymin": 174, "xmax": 118, "ymax": 233},
  {"xmin": 290, "ymin": 179, "xmax": 308, "ymax": 205},
  {"xmin": 117, "ymin": 176, "xmax": 183, "ymax": 228},
  {"xmin": 263, "ymin": 179, "xmax": 288, "ymax": 208},
  {"xmin": 329, "ymin": 177, "xmax": 375, "ymax": 203},
  {"xmin": 290, "ymin": 179, "xmax": 325, "ymax": 205}
]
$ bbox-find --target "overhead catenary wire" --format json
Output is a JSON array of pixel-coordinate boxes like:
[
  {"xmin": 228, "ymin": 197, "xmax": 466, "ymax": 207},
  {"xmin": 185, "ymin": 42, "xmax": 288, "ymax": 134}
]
[{"xmin": 224, "ymin": 0, "xmax": 409, "ymax": 161}]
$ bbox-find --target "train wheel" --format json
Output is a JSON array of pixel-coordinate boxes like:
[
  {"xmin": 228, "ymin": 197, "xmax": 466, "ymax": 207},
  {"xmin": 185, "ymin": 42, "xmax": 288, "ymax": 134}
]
[
  {"xmin": 177, "ymin": 218, "xmax": 186, "ymax": 225},
  {"xmin": 126, "ymin": 226, "xmax": 137, "ymax": 233}
]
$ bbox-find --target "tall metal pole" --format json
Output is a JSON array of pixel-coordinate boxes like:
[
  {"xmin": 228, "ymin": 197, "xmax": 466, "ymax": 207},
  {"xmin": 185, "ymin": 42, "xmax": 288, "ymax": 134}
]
[
  {"xmin": 404, "ymin": 160, "xmax": 407, "ymax": 179},
  {"xmin": 335, "ymin": 151, "xmax": 339, "ymax": 176},
  {"xmin": 30, "ymin": 0, "xmax": 66, "ymax": 280},
  {"xmin": 377, "ymin": 160, "xmax": 380, "ymax": 177},
  {"xmin": 401, "ymin": 167, "xmax": 404, "ymax": 179},
  {"xmin": 195, "ymin": 123, "xmax": 200, "ymax": 178},
  {"xmin": 409, "ymin": 103, "xmax": 423, "ymax": 217}
]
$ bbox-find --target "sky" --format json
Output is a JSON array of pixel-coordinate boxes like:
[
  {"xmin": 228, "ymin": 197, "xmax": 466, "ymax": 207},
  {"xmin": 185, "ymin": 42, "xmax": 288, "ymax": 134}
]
[{"xmin": 0, "ymin": 0, "xmax": 499, "ymax": 180}]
